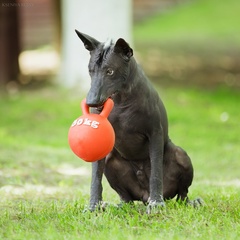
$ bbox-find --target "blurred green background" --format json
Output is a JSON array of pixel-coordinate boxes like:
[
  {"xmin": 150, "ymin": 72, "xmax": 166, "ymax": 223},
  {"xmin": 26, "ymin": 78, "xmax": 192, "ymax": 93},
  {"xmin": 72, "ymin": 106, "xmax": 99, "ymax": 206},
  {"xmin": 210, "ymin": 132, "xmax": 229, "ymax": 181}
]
[
  {"xmin": 0, "ymin": 1, "xmax": 239, "ymax": 239},
  {"xmin": 1, "ymin": 0, "xmax": 240, "ymax": 89},
  {"xmin": 134, "ymin": 0, "xmax": 240, "ymax": 88},
  {"xmin": 0, "ymin": 0, "xmax": 239, "ymax": 200}
]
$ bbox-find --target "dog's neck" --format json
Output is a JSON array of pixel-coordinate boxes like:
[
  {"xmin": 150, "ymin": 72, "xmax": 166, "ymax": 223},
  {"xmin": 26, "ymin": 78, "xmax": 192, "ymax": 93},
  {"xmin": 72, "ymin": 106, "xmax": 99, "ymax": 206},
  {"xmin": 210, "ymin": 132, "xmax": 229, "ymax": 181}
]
[
  {"xmin": 128, "ymin": 57, "xmax": 150, "ymax": 91},
  {"xmin": 113, "ymin": 57, "xmax": 151, "ymax": 107},
  {"xmin": 128, "ymin": 57, "xmax": 138, "ymax": 81}
]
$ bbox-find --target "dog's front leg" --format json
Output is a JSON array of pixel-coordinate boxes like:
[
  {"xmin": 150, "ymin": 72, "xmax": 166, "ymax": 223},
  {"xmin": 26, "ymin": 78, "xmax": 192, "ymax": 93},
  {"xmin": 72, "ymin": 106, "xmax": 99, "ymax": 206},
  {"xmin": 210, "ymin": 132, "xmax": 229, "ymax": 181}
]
[
  {"xmin": 147, "ymin": 130, "xmax": 165, "ymax": 214},
  {"xmin": 89, "ymin": 158, "xmax": 105, "ymax": 211}
]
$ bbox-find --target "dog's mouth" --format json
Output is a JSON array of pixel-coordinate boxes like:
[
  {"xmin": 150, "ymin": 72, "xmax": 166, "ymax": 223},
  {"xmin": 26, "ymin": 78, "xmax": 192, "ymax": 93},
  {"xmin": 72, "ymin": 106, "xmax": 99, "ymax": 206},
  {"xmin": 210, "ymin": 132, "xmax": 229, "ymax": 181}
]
[
  {"xmin": 95, "ymin": 92, "xmax": 117, "ymax": 111},
  {"xmin": 109, "ymin": 91, "xmax": 117, "ymax": 100}
]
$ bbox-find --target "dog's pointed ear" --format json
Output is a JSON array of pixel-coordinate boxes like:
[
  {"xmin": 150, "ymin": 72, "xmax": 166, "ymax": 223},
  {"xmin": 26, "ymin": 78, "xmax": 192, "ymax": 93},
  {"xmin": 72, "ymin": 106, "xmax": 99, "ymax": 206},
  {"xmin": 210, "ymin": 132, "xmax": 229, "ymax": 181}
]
[
  {"xmin": 114, "ymin": 38, "xmax": 133, "ymax": 60},
  {"xmin": 75, "ymin": 29, "xmax": 100, "ymax": 51}
]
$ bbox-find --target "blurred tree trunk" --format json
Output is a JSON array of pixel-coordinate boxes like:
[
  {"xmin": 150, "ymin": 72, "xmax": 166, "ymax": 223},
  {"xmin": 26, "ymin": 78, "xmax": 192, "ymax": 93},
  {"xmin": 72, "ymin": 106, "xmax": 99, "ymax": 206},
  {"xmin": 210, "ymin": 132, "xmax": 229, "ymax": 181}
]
[{"xmin": 0, "ymin": 1, "xmax": 20, "ymax": 86}]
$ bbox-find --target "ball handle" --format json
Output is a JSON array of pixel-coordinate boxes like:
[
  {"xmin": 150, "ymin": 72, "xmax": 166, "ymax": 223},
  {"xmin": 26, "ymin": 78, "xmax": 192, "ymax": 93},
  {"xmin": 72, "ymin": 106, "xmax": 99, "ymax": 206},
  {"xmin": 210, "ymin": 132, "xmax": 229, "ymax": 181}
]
[
  {"xmin": 81, "ymin": 98, "xmax": 114, "ymax": 118},
  {"xmin": 81, "ymin": 98, "xmax": 89, "ymax": 115}
]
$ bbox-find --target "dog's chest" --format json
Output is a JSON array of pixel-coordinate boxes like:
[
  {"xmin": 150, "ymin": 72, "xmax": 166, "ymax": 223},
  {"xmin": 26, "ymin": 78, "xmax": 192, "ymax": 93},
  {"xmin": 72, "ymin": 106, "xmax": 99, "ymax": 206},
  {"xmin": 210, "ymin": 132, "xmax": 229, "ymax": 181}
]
[{"xmin": 108, "ymin": 108, "xmax": 150, "ymax": 160}]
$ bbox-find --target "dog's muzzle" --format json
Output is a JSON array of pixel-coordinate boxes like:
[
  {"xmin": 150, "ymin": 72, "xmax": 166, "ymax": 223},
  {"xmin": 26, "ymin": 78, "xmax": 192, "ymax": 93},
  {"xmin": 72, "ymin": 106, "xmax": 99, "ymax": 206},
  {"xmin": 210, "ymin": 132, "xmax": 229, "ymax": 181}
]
[{"xmin": 86, "ymin": 92, "xmax": 117, "ymax": 108}]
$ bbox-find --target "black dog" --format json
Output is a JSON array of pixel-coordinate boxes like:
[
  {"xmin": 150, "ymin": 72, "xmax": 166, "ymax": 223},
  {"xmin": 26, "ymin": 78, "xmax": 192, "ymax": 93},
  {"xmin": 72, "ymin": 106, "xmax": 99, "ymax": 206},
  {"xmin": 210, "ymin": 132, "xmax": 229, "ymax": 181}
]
[{"xmin": 75, "ymin": 30, "xmax": 200, "ymax": 213}]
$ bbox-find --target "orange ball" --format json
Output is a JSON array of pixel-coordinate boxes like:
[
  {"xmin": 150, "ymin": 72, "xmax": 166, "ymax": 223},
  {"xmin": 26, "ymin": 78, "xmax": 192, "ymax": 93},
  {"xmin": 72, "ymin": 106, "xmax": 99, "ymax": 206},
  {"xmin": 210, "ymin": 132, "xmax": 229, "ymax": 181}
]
[{"xmin": 68, "ymin": 98, "xmax": 115, "ymax": 162}]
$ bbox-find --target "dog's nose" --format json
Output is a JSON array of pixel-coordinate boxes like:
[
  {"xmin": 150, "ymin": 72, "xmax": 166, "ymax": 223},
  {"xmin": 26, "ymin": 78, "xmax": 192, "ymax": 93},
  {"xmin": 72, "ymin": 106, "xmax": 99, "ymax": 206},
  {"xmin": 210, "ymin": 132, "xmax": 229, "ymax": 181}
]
[{"xmin": 86, "ymin": 91, "xmax": 103, "ymax": 107}]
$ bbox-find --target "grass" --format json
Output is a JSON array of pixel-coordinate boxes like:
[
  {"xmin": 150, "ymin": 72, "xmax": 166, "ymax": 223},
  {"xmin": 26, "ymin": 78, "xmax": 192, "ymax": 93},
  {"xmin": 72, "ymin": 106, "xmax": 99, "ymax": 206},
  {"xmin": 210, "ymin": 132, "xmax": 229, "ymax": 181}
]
[
  {"xmin": 1, "ymin": 196, "xmax": 239, "ymax": 240},
  {"xmin": 0, "ymin": 84, "xmax": 240, "ymax": 239},
  {"xmin": 134, "ymin": 0, "xmax": 240, "ymax": 50},
  {"xmin": 1, "ymin": 0, "xmax": 239, "ymax": 238},
  {"xmin": 133, "ymin": 0, "xmax": 240, "ymax": 89}
]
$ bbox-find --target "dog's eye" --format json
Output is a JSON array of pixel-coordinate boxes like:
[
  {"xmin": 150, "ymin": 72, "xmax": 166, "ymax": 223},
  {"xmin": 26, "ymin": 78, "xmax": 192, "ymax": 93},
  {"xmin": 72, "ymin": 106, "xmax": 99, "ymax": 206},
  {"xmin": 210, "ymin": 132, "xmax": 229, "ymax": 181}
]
[{"xmin": 106, "ymin": 68, "xmax": 114, "ymax": 76}]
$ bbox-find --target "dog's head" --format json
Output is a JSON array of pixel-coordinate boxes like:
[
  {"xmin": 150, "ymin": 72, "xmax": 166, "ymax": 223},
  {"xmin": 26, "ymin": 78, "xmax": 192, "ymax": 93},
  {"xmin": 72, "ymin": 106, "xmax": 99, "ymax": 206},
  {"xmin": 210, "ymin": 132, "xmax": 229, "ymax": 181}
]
[{"xmin": 75, "ymin": 30, "xmax": 133, "ymax": 107}]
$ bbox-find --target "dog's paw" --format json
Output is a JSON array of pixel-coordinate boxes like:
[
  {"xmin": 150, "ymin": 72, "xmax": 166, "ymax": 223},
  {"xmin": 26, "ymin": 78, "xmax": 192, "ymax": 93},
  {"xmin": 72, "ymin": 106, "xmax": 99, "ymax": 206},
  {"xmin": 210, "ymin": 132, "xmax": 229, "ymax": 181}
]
[
  {"xmin": 84, "ymin": 201, "xmax": 108, "ymax": 213},
  {"xmin": 146, "ymin": 199, "xmax": 166, "ymax": 214},
  {"xmin": 82, "ymin": 204, "xmax": 97, "ymax": 213},
  {"xmin": 187, "ymin": 197, "xmax": 205, "ymax": 208}
]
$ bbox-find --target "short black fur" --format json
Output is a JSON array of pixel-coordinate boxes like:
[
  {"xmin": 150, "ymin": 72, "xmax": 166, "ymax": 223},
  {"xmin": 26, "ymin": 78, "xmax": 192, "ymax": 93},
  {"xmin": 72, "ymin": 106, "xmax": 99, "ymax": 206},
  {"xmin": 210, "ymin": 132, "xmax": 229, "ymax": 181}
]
[{"xmin": 75, "ymin": 30, "xmax": 202, "ymax": 213}]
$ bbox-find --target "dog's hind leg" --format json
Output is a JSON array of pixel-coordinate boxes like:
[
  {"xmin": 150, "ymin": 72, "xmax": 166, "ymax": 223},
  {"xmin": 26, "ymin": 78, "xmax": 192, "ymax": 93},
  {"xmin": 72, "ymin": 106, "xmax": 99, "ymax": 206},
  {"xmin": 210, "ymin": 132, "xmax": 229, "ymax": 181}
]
[
  {"xmin": 175, "ymin": 146, "xmax": 194, "ymax": 202},
  {"xmin": 104, "ymin": 150, "xmax": 149, "ymax": 204},
  {"xmin": 163, "ymin": 141, "xmax": 204, "ymax": 207},
  {"xmin": 174, "ymin": 146, "xmax": 204, "ymax": 207},
  {"xmin": 163, "ymin": 141, "xmax": 193, "ymax": 202}
]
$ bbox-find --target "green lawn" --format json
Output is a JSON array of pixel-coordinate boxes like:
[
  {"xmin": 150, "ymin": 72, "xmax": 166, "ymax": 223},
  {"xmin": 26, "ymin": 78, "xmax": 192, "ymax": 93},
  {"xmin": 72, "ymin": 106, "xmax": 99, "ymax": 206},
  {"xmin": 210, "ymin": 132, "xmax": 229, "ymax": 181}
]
[
  {"xmin": 0, "ymin": 0, "xmax": 239, "ymax": 238},
  {"xmin": 134, "ymin": 0, "xmax": 240, "ymax": 50},
  {"xmin": 0, "ymin": 84, "xmax": 239, "ymax": 239}
]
